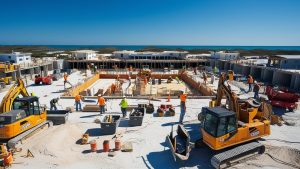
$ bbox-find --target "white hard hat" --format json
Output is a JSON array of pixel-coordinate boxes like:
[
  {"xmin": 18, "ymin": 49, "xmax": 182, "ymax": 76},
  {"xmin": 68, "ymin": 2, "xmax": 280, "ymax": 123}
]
[{"xmin": 98, "ymin": 94, "xmax": 102, "ymax": 97}]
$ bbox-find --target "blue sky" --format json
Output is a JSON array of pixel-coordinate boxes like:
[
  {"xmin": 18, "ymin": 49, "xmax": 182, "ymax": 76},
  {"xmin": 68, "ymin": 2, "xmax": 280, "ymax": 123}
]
[{"xmin": 0, "ymin": 0, "xmax": 299, "ymax": 45}]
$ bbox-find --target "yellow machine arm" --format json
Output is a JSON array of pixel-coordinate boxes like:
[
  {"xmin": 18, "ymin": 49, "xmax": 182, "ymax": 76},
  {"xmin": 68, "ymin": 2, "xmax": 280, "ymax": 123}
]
[
  {"xmin": 215, "ymin": 73, "xmax": 240, "ymax": 118},
  {"xmin": 0, "ymin": 79, "xmax": 29, "ymax": 113}
]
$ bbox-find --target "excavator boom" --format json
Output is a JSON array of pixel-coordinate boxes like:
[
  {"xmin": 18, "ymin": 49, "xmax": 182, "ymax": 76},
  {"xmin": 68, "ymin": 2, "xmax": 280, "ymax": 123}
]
[{"xmin": 0, "ymin": 79, "xmax": 29, "ymax": 113}]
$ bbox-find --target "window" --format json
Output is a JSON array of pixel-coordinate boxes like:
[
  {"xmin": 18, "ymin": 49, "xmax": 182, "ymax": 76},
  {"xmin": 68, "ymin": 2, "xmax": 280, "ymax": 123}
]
[
  {"xmin": 13, "ymin": 101, "xmax": 29, "ymax": 116},
  {"xmin": 204, "ymin": 113, "xmax": 218, "ymax": 137},
  {"xmin": 227, "ymin": 116, "xmax": 237, "ymax": 133},
  {"xmin": 217, "ymin": 117, "xmax": 227, "ymax": 136},
  {"xmin": 33, "ymin": 101, "xmax": 40, "ymax": 115}
]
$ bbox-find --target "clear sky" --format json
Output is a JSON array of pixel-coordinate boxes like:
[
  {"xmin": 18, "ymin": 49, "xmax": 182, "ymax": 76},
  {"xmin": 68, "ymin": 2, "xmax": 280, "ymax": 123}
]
[{"xmin": 0, "ymin": 0, "xmax": 299, "ymax": 45}]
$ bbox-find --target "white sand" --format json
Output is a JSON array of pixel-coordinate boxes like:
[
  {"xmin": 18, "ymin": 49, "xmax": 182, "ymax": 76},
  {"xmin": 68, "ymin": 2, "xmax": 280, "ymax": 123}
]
[{"xmin": 0, "ymin": 71, "xmax": 299, "ymax": 169}]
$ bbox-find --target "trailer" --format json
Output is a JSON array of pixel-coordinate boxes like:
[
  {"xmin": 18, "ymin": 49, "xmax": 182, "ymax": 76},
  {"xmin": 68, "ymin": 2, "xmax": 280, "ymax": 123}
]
[{"xmin": 46, "ymin": 110, "xmax": 70, "ymax": 125}]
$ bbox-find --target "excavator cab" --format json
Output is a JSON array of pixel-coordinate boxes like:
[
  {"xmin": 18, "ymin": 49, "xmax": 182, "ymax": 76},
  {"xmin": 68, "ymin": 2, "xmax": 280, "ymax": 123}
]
[
  {"xmin": 201, "ymin": 107, "xmax": 237, "ymax": 140},
  {"xmin": 12, "ymin": 96, "xmax": 42, "ymax": 116}
]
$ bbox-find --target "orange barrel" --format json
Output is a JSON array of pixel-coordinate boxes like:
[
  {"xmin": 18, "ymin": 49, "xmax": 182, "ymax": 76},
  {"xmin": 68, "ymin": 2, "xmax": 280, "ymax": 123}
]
[
  {"xmin": 115, "ymin": 139, "xmax": 121, "ymax": 151},
  {"xmin": 4, "ymin": 152, "xmax": 13, "ymax": 166},
  {"xmin": 90, "ymin": 140, "xmax": 97, "ymax": 152},
  {"xmin": 103, "ymin": 140, "xmax": 110, "ymax": 152}
]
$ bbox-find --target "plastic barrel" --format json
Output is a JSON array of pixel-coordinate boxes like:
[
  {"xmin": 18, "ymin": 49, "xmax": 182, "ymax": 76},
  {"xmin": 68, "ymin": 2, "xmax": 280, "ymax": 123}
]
[
  {"xmin": 103, "ymin": 140, "xmax": 110, "ymax": 152},
  {"xmin": 90, "ymin": 140, "xmax": 97, "ymax": 152},
  {"xmin": 115, "ymin": 139, "xmax": 121, "ymax": 151}
]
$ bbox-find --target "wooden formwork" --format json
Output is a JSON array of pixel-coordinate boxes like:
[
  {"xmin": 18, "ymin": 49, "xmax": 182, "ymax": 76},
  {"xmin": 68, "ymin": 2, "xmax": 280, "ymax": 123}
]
[
  {"xmin": 180, "ymin": 73, "xmax": 214, "ymax": 96},
  {"xmin": 66, "ymin": 74, "xmax": 100, "ymax": 97}
]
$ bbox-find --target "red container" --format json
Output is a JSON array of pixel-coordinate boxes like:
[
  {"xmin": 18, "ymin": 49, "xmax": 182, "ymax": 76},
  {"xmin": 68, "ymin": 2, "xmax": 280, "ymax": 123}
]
[
  {"xmin": 115, "ymin": 139, "xmax": 121, "ymax": 151},
  {"xmin": 103, "ymin": 140, "xmax": 110, "ymax": 152},
  {"xmin": 4, "ymin": 152, "xmax": 13, "ymax": 166},
  {"xmin": 90, "ymin": 140, "xmax": 97, "ymax": 152}
]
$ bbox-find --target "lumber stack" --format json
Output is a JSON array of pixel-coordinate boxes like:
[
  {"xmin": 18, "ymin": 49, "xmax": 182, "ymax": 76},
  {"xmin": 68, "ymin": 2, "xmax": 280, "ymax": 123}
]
[{"xmin": 82, "ymin": 105, "xmax": 100, "ymax": 112}]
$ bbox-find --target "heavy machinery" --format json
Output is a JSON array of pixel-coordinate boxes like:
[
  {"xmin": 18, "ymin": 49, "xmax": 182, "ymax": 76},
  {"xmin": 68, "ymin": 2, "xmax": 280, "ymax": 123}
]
[
  {"xmin": 0, "ymin": 79, "xmax": 52, "ymax": 149},
  {"xmin": 198, "ymin": 73, "xmax": 271, "ymax": 168},
  {"xmin": 0, "ymin": 62, "xmax": 16, "ymax": 86},
  {"xmin": 34, "ymin": 74, "xmax": 52, "ymax": 85}
]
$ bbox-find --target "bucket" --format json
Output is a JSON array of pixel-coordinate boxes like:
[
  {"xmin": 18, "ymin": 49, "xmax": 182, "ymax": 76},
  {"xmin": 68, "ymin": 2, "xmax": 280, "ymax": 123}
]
[
  {"xmin": 115, "ymin": 139, "xmax": 121, "ymax": 151},
  {"xmin": 103, "ymin": 140, "xmax": 110, "ymax": 152},
  {"xmin": 4, "ymin": 152, "xmax": 13, "ymax": 166},
  {"xmin": 90, "ymin": 140, "xmax": 97, "ymax": 152}
]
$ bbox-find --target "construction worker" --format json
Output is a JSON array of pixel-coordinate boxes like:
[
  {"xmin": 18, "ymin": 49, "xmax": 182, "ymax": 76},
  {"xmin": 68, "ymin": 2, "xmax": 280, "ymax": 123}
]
[
  {"xmin": 97, "ymin": 94, "xmax": 106, "ymax": 114},
  {"xmin": 111, "ymin": 83, "xmax": 117, "ymax": 95},
  {"xmin": 203, "ymin": 72, "xmax": 207, "ymax": 85},
  {"xmin": 74, "ymin": 94, "xmax": 82, "ymax": 111},
  {"xmin": 247, "ymin": 75, "xmax": 254, "ymax": 92},
  {"xmin": 211, "ymin": 74, "xmax": 215, "ymax": 84},
  {"xmin": 253, "ymin": 81, "xmax": 260, "ymax": 99},
  {"xmin": 179, "ymin": 91, "xmax": 187, "ymax": 124},
  {"xmin": 175, "ymin": 76, "xmax": 180, "ymax": 84},
  {"xmin": 50, "ymin": 97, "xmax": 60, "ymax": 111},
  {"xmin": 64, "ymin": 73, "xmax": 69, "ymax": 89},
  {"xmin": 119, "ymin": 96, "xmax": 128, "ymax": 118}
]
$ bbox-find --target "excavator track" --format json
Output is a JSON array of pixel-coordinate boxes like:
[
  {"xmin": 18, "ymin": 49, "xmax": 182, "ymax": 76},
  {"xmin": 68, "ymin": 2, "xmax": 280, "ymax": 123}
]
[
  {"xmin": 211, "ymin": 142, "xmax": 265, "ymax": 169},
  {"xmin": 7, "ymin": 120, "xmax": 53, "ymax": 149}
]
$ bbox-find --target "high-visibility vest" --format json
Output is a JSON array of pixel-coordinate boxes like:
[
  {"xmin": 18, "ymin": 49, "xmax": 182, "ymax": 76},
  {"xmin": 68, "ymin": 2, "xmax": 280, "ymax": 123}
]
[
  {"xmin": 180, "ymin": 94, "xmax": 187, "ymax": 102},
  {"xmin": 120, "ymin": 99, "xmax": 128, "ymax": 108},
  {"xmin": 248, "ymin": 76, "xmax": 253, "ymax": 84},
  {"xmin": 75, "ymin": 95, "xmax": 81, "ymax": 101},
  {"xmin": 98, "ymin": 97, "xmax": 105, "ymax": 105}
]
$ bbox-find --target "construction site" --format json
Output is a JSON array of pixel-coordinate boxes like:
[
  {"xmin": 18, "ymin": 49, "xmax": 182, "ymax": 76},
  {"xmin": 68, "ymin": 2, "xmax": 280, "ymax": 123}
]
[{"xmin": 0, "ymin": 58, "xmax": 299, "ymax": 169}]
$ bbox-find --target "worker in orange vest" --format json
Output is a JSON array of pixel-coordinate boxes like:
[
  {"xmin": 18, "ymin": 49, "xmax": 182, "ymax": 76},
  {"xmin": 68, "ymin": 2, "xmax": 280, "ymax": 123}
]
[
  {"xmin": 111, "ymin": 83, "xmax": 117, "ymax": 95},
  {"xmin": 97, "ymin": 94, "xmax": 106, "ymax": 114},
  {"xmin": 247, "ymin": 75, "xmax": 254, "ymax": 92},
  {"xmin": 63, "ymin": 73, "xmax": 72, "ymax": 89},
  {"xmin": 179, "ymin": 91, "xmax": 187, "ymax": 124},
  {"xmin": 74, "ymin": 94, "xmax": 82, "ymax": 111}
]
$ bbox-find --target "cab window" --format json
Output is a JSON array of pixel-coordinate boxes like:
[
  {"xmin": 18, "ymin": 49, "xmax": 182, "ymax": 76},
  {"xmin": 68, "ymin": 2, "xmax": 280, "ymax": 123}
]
[{"xmin": 204, "ymin": 113, "xmax": 218, "ymax": 137}]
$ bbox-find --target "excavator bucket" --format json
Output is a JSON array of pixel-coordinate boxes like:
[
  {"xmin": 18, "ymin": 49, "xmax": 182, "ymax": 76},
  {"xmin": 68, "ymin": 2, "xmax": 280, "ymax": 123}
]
[{"xmin": 166, "ymin": 125, "xmax": 191, "ymax": 162}]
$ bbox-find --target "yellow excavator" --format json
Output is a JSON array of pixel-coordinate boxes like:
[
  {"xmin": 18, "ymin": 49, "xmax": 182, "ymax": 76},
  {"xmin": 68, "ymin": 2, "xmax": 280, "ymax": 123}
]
[
  {"xmin": 198, "ymin": 73, "xmax": 271, "ymax": 168},
  {"xmin": 0, "ymin": 79, "xmax": 52, "ymax": 149}
]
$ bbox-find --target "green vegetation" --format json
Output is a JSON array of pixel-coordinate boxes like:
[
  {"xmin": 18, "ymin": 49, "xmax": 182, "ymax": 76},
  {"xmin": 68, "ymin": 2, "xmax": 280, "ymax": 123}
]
[{"xmin": 1, "ymin": 45, "xmax": 300, "ymax": 57}]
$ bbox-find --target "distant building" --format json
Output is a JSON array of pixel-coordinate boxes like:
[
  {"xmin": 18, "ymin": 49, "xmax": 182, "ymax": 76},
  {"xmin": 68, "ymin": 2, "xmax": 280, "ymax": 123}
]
[
  {"xmin": 268, "ymin": 55, "xmax": 300, "ymax": 69},
  {"xmin": 112, "ymin": 50, "xmax": 188, "ymax": 60},
  {"xmin": 0, "ymin": 52, "xmax": 32, "ymax": 64},
  {"xmin": 186, "ymin": 54, "xmax": 211, "ymax": 59},
  {"xmin": 210, "ymin": 51, "xmax": 240, "ymax": 60},
  {"xmin": 71, "ymin": 50, "xmax": 97, "ymax": 60}
]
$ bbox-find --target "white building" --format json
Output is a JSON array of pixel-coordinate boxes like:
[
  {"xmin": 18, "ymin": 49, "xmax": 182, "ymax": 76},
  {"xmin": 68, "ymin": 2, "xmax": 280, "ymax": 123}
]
[
  {"xmin": 0, "ymin": 52, "xmax": 32, "ymax": 64},
  {"xmin": 210, "ymin": 51, "xmax": 240, "ymax": 60},
  {"xmin": 186, "ymin": 54, "xmax": 211, "ymax": 59},
  {"xmin": 71, "ymin": 50, "xmax": 97, "ymax": 60},
  {"xmin": 113, "ymin": 50, "xmax": 188, "ymax": 60}
]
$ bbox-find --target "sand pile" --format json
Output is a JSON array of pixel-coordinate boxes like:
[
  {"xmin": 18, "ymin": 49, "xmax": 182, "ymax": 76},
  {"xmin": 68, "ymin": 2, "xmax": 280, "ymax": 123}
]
[
  {"xmin": 239, "ymin": 145, "xmax": 300, "ymax": 169},
  {"xmin": 19, "ymin": 123, "xmax": 84, "ymax": 165}
]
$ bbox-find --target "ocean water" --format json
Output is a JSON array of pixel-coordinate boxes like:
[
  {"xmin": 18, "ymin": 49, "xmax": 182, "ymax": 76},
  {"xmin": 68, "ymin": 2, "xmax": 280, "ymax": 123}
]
[{"xmin": 44, "ymin": 45, "xmax": 300, "ymax": 51}]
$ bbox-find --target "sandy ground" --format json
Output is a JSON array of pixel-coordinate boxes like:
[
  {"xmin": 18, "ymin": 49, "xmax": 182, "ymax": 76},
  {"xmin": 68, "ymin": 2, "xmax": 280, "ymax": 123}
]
[{"xmin": 1, "ymin": 70, "xmax": 300, "ymax": 169}]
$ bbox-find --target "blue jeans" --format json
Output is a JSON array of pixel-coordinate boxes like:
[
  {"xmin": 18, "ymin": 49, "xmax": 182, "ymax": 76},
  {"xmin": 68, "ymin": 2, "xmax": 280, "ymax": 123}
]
[
  {"xmin": 100, "ymin": 105, "xmax": 105, "ymax": 114},
  {"xmin": 254, "ymin": 91, "xmax": 259, "ymax": 99},
  {"xmin": 75, "ymin": 101, "xmax": 82, "ymax": 111},
  {"xmin": 121, "ymin": 108, "xmax": 127, "ymax": 117},
  {"xmin": 50, "ymin": 104, "xmax": 57, "ymax": 111},
  {"xmin": 248, "ymin": 83, "xmax": 253, "ymax": 92},
  {"xmin": 179, "ymin": 102, "xmax": 186, "ymax": 123}
]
